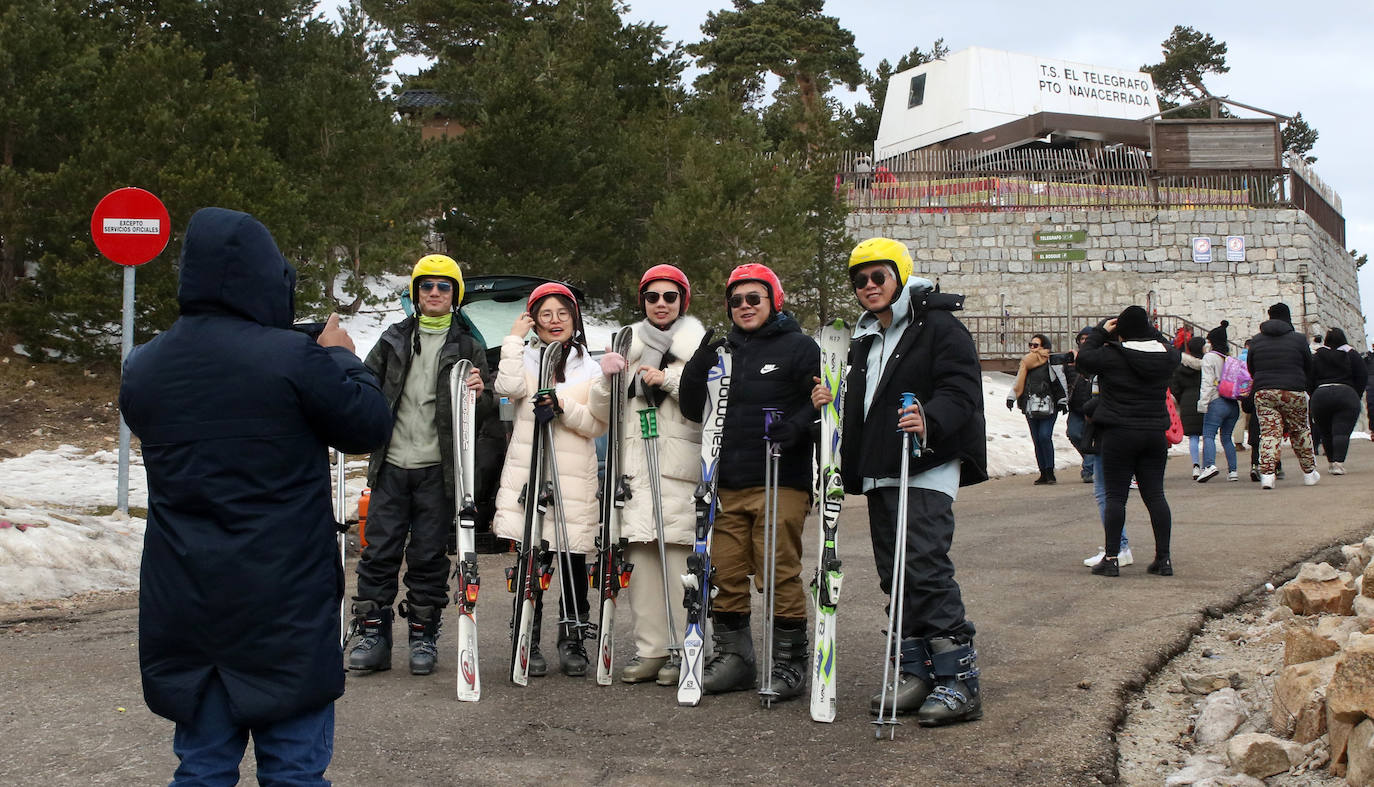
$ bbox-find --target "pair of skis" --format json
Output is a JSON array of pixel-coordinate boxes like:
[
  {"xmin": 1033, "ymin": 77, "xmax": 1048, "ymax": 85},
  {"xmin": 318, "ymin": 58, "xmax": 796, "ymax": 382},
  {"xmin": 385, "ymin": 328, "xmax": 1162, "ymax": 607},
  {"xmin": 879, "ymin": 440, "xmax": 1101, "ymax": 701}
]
[
  {"xmin": 594, "ymin": 327, "xmax": 635, "ymax": 685},
  {"xmin": 810, "ymin": 319, "xmax": 848, "ymax": 722},
  {"xmin": 450, "ymin": 359, "xmax": 482, "ymax": 701}
]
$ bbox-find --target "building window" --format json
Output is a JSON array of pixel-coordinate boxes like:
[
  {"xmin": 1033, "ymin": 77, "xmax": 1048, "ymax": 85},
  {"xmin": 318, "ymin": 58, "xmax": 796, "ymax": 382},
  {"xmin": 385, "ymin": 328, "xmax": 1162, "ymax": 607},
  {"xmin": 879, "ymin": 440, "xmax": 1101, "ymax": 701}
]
[{"xmin": 908, "ymin": 74, "xmax": 926, "ymax": 108}]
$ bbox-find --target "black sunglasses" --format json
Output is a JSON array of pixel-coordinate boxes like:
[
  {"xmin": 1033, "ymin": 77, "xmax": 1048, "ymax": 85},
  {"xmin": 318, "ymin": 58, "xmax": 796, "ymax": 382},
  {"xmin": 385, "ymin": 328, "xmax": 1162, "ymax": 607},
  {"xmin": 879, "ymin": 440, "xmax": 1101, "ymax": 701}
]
[
  {"xmin": 418, "ymin": 281, "xmax": 452, "ymax": 293},
  {"xmin": 728, "ymin": 292, "xmax": 766, "ymax": 309},
  {"xmin": 851, "ymin": 269, "xmax": 889, "ymax": 289},
  {"xmin": 643, "ymin": 291, "xmax": 679, "ymax": 305}
]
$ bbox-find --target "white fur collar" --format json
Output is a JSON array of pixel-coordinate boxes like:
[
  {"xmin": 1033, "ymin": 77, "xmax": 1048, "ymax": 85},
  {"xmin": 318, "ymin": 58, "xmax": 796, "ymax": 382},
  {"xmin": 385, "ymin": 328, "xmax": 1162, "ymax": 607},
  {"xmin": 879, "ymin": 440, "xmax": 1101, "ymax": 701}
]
[{"xmin": 628, "ymin": 315, "xmax": 706, "ymax": 363}]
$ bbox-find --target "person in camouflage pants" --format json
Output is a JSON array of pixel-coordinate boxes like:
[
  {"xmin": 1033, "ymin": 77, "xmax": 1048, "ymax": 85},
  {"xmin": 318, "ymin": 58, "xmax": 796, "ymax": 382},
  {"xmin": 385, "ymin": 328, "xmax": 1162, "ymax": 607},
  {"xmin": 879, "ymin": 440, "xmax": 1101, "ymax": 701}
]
[
  {"xmin": 1247, "ymin": 302, "xmax": 1318, "ymax": 486},
  {"xmin": 1253, "ymin": 389, "xmax": 1315, "ymax": 475}
]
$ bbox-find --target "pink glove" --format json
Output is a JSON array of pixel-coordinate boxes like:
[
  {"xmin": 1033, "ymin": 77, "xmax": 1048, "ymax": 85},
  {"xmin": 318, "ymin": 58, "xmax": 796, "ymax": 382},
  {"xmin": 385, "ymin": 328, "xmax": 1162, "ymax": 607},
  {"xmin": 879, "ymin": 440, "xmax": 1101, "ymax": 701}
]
[{"xmin": 599, "ymin": 351, "xmax": 626, "ymax": 376}]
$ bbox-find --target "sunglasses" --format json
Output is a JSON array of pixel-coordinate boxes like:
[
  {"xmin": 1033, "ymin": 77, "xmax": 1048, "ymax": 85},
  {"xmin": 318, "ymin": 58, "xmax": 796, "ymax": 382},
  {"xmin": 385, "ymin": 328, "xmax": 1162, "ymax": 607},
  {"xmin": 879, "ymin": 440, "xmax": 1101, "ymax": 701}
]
[
  {"xmin": 851, "ymin": 269, "xmax": 889, "ymax": 289},
  {"xmin": 728, "ymin": 292, "xmax": 766, "ymax": 309},
  {"xmin": 418, "ymin": 281, "xmax": 452, "ymax": 293},
  {"xmin": 643, "ymin": 291, "xmax": 679, "ymax": 305}
]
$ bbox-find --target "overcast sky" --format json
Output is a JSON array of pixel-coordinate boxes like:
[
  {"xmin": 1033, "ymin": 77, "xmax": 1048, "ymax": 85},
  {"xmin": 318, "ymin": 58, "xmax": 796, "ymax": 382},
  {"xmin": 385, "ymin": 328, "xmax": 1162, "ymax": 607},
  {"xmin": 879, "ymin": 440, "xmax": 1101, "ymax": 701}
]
[{"xmin": 363, "ymin": 0, "xmax": 1374, "ymax": 333}]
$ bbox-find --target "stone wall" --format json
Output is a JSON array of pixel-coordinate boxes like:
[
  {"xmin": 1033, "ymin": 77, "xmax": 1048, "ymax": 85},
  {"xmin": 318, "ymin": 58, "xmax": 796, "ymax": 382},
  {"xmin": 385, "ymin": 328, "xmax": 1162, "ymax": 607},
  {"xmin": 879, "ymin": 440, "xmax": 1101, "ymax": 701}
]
[{"xmin": 846, "ymin": 208, "xmax": 1364, "ymax": 349}]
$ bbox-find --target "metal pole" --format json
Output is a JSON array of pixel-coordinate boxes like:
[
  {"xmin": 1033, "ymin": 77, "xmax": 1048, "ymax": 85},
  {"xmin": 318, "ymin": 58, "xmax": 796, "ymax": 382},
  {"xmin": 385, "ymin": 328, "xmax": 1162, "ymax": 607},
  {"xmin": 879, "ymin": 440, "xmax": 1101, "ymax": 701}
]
[{"xmin": 117, "ymin": 265, "xmax": 135, "ymax": 514}]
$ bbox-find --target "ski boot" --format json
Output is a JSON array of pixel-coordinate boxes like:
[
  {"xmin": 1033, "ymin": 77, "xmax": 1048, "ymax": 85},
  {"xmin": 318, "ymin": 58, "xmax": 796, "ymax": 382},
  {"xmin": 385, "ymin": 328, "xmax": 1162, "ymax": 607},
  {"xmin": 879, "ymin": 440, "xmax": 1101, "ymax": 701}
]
[
  {"xmin": 557, "ymin": 623, "xmax": 589, "ymax": 677},
  {"xmin": 655, "ymin": 656, "xmax": 680, "ymax": 688},
  {"xmin": 620, "ymin": 655, "xmax": 669, "ymax": 684},
  {"xmin": 917, "ymin": 635, "xmax": 982, "ymax": 727},
  {"xmin": 528, "ymin": 613, "xmax": 547, "ymax": 678},
  {"xmin": 767, "ymin": 622, "xmax": 809, "ymax": 702},
  {"xmin": 400, "ymin": 601, "xmax": 441, "ymax": 676},
  {"xmin": 346, "ymin": 600, "xmax": 393, "ymax": 673},
  {"xmin": 870, "ymin": 638, "xmax": 932, "ymax": 715},
  {"xmin": 701, "ymin": 614, "xmax": 756, "ymax": 694}
]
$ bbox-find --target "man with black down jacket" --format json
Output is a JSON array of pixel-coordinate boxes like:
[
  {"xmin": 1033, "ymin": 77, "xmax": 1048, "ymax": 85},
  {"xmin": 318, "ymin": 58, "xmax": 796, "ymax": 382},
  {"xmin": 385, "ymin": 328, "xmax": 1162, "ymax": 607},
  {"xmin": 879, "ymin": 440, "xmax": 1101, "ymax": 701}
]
[
  {"xmin": 120, "ymin": 208, "xmax": 392, "ymax": 783},
  {"xmin": 680, "ymin": 263, "xmax": 819, "ymax": 702},
  {"xmin": 812, "ymin": 237, "xmax": 988, "ymax": 727},
  {"xmin": 1247, "ymin": 302, "xmax": 1318, "ymax": 489}
]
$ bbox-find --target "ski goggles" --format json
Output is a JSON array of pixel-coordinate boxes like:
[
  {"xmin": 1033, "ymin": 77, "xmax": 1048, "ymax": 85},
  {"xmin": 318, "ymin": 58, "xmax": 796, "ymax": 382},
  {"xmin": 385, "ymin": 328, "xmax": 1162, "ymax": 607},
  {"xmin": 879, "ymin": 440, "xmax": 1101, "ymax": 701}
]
[
  {"xmin": 851, "ymin": 269, "xmax": 889, "ymax": 290},
  {"xmin": 418, "ymin": 281, "xmax": 453, "ymax": 293},
  {"xmin": 727, "ymin": 292, "xmax": 766, "ymax": 309},
  {"xmin": 643, "ymin": 291, "xmax": 679, "ymax": 304}
]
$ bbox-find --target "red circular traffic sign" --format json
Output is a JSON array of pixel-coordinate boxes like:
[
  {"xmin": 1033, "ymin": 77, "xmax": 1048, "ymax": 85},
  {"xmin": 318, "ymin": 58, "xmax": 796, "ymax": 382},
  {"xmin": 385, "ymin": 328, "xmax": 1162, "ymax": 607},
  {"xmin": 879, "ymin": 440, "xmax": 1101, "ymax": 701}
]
[{"xmin": 90, "ymin": 187, "xmax": 170, "ymax": 266}]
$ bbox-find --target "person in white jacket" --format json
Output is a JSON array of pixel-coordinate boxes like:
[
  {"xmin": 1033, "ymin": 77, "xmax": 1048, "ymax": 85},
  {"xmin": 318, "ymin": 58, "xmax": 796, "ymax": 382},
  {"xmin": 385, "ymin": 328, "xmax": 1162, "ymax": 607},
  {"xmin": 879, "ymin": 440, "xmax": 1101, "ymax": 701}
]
[
  {"xmin": 493, "ymin": 282, "xmax": 607, "ymax": 677},
  {"xmin": 1196, "ymin": 321, "xmax": 1241, "ymax": 482},
  {"xmin": 589, "ymin": 265, "xmax": 706, "ymax": 686}
]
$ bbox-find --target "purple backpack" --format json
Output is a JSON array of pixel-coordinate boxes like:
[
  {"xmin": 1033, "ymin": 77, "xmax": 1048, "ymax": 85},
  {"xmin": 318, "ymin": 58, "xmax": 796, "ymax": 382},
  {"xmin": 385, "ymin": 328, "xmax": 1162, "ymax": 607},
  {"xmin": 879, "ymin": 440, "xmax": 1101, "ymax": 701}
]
[{"xmin": 1216, "ymin": 353, "xmax": 1252, "ymax": 400}]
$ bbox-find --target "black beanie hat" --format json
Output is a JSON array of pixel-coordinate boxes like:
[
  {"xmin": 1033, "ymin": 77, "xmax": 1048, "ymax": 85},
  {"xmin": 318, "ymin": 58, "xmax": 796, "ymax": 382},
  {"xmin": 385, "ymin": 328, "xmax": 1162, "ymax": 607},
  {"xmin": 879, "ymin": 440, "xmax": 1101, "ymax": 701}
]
[
  {"xmin": 1325, "ymin": 327, "xmax": 1348, "ymax": 348},
  {"xmin": 1206, "ymin": 320, "xmax": 1230, "ymax": 352},
  {"xmin": 1186, "ymin": 336, "xmax": 1206, "ymax": 357},
  {"xmin": 1116, "ymin": 305, "xmax": 1153, "ymax": 340},
  {"xmin": 1268, "ymin": 302, "xmax": 1292, "ymax": 324}
]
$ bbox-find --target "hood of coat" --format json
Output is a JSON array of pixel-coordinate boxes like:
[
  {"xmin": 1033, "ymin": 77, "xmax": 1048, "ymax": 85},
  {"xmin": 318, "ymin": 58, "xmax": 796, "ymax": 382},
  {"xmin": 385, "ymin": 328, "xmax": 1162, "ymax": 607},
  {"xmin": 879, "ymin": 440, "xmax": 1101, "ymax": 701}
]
[
  {"xmin": 1113, "ymin": 338, "xmax": 1177, "ymax": 379},
  {"xmin": 1260, "ymin": 318, "xmax": 1295, "ymax": 337},
  {"xmin": 177, "ymin": 207, "xmax": 295, "ymax": 329}
]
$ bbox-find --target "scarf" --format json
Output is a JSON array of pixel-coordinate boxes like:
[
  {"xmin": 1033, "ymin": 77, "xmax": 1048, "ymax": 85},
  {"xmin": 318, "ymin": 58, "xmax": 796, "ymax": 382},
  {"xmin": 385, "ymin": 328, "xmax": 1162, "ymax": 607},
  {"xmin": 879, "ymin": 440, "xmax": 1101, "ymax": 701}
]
[
  {"xmin": 1010, "ymin": 347, "xmax": 1050, "ymax": 399},
  {"xmin": 418, "ymin": 313, "xmax": 452, "ymax": 334},
  {"xmin": 635, "ymin": 318, "xmax": 684, "ymax": 399}
]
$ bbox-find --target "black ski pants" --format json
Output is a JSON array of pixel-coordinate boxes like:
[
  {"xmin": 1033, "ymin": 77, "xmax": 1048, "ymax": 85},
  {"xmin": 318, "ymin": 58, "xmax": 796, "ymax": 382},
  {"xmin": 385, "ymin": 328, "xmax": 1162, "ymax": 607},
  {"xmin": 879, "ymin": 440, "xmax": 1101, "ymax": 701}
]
[
  {"xmin": 1100, "ymin": 427, "xmax": 1171, "ymax": 560},
  {"xmin": 1311, "ymin": 384, "xmax": 1361, "ymax": 463},
  {"xmin": 533, "ymin": 552, "xmax": 590, "ymax": 637},
  {"xmin": 355, "ymin": 463, "xmax": 453, "ymax": 609},
  {"xmin": 866, "ymin": 486, "xmax": 975, "ymax": 640}
]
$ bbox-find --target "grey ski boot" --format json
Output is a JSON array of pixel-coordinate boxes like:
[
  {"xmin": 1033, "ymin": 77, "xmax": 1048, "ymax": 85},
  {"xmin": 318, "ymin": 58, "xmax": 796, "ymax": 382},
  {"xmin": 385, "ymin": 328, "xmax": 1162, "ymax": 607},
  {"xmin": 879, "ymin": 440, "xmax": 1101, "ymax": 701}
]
[
  {"xmin": 701, "ymin": 615, "xmax": 756, "ymax": 695},
  {"xmin": 346, "ymin": 600, "xmax": 393, "ymax": 673},
  {"xmin": 400, "ymin": 602, "xmax": 441, "ymax": 676},
  {"xmin": 917, "ymin": 635, "xmax": 982, "ymax": 726},
  {"xmin": 870, "ymin": 638, "xmax": 932, "ymax": 715},
  {"xmin": 768, "ymin": 623, "xmax": 809, "ymax": 702}
]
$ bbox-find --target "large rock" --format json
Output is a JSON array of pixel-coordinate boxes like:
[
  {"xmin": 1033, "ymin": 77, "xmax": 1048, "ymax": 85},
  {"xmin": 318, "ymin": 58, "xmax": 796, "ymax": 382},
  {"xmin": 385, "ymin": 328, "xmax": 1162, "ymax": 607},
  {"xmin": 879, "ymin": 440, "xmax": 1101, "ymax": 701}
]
[
  {"xmin": 1349, "ymin": 718, "xmax": 1374, "ymax": 786},
  {"xmin": 1165, "ymin": 754, "xmax": 1227, "ymax": 786},
  {"xmin": 1329, "ymin": 633, "xmax": 1374, "ymax": 720},
  {"xmin": 1271, "ymin": 655, "xmax": 1337, "ymax": 740},
  {"xmin": 1280, "ymin": 562, "xmax": 1356, "ymax": 615},
  {"xmin": 1356, "ymin": 595, "xmax": 1374, "ymax": 623},
  {"xmin": 1283, "ymin": 623, "xmax": 1339, "ymax": 666},
  {"xmin": 1195, "ymin": 687, "xmax": 1250, "ymax": 746},
  {"xmin": 1315, "ymin": 614, "xmax": 1366, "ymax": 647},
  {"xmin": 1226, "ymin": 733, "xmax": 1303, "ymax": 778},
  {"xmin": 1345, "ymin": 543, "xmax": 1369, "ymax": 578},
  {"xmin": 1328, "ymin": 703, "xmax": 1361, "ymax": 775},
  {"xmin": 1182, "ymin": 671, "xmax": 1236, "ymax": 695}
]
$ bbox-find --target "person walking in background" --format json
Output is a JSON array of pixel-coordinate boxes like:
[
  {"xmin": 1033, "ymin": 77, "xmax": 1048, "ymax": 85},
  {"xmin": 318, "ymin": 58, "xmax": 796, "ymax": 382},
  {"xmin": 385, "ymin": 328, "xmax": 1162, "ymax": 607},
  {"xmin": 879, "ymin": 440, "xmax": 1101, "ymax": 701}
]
[
  {"xmin": 1074, "ymin": 306, "xmax": 1181, "ymax": 578},
  {"xmin": 1061, "ymin": 328, "xmax": 1097, "ymax": 483},
  {"xmin": 1170, "ymin": 336, "xmax": 1204, "ymax": 479},
  {"xmin": 1196, "ymin": 322, "xmax": 1241, "ymax": 483},
  {"xmin": 1232, "ymin": 339, "xmax": 1252, "ymax": 453},
  {"xmin": 120, "ymin": 208, "xmax": 392, "ymax": 784},
  {"xmin": 1309, "ymin": 328, "xmax": 1367, "ymax": 475},
  {"xmin": 1006, "ymin": 334, "xmax": 1067, "ymax": 485},
  {"xmin": 493, "ymin": 283, "xmax": 608, "ymax": 677},
  {"xmin": 1362, "ymin": 341, "xmax": 1374, "ymax": 430},
  {"xmin": 588, "ymin": 265, "xmax": 705, "ymax": 686},
  {"xmin": 349, "ymin": 255, "xmax": 490, "ymax": 677},
  {"xmin": 1248, "ymin": 302, "xmax": 1318, "ymax": 489}
]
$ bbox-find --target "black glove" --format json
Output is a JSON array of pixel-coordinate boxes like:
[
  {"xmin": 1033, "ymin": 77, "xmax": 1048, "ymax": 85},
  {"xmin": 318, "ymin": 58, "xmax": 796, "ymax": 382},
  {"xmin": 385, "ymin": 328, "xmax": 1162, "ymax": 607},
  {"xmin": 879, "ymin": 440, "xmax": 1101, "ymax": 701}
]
[
  {"xmin": 687, "ymin": 329, "xmax": 726, "ymax": 369},
  {"xmin": 532, "ymin": 391, "xmax": 562, "ymax": 426},
  {"xmin": 1057, "ymin": 398, "xmax": 1068, "ymax": 414},
  {"xmin": 1005, "ymin": 397, "xmax": 1015, "ymax": 411},
  {"xmin": 764, "ymin": 417, "xmax": 800, "ymax": 447}
]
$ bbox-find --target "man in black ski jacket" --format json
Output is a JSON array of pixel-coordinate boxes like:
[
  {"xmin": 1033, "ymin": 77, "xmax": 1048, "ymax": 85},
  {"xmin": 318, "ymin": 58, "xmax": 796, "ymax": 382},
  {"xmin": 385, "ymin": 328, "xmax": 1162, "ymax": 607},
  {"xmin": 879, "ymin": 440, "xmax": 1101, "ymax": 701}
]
[
  {"xmin": 120, "ymin": 208, "xmax": 392, "ymax": 783},
  {"xmin": 1247, "ymin": 302, "xmax": 1317, "ymax": 488},
  {"xmin": 680, "ymin": 263, "xmax": 819, "ymax": 702},
  {"xmin": 813, "ymin": 237, "xmax": 986, "ymax": 727},
  {"xmin": 348, "ymin": 254, "xmax": 492, "ymax": 676}
]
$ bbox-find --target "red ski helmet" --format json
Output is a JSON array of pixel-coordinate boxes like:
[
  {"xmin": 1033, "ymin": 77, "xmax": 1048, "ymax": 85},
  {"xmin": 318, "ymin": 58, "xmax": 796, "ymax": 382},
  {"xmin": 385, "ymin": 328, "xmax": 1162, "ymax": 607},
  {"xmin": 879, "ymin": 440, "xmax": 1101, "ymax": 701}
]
[
  {"xmin": 526, "ymin": 282, "xmax": 585, "ymax": 342},
  {"xmin": 639, "ymin": 264, "xmax": 691, "ymax": 312},
  {"xmin": 726, "ymin": 263, "xmax": 784, "ymax": 310}
]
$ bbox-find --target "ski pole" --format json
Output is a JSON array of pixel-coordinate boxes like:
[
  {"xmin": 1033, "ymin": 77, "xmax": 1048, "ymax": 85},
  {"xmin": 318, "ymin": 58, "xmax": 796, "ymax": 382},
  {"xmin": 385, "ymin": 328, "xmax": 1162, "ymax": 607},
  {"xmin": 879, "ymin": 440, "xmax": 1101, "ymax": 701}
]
[
  {"xmin": 759, "ymin": 407, "xmax": 783, "ymax": 707},
  {"xmin": 639, "ymin": 405, "xmax": 681, "ymax": 663},
  {"xmin": 334, "ymin": 449, "xmax": 349, "ymax": 649},
  {"xmin": 874, "ymin": 392, "xmax": 915, "ymax": 739},
  {"xmin": 541, "ymin": 419, "xmax": 588, "ymax": 641}
]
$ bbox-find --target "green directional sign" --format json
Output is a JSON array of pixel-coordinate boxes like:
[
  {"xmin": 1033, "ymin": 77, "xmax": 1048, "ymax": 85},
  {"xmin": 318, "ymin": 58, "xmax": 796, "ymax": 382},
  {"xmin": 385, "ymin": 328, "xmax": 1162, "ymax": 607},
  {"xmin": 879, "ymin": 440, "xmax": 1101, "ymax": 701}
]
[
  {"xmin": 1034, "ymin": 230, "xmax": 1087, "ymax": 245},
  {"xmin": 1033, "ymin": 249, "xmax": 1087, "ymax": 262}
]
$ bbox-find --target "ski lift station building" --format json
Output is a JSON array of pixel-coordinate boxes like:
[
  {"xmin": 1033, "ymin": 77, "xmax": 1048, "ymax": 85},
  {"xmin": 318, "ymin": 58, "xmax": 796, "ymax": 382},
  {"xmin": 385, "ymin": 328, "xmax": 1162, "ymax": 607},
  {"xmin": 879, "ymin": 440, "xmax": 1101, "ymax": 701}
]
[{"xmin": 847, "ymin": 47, "xmax": 1359, "ymax": 361}]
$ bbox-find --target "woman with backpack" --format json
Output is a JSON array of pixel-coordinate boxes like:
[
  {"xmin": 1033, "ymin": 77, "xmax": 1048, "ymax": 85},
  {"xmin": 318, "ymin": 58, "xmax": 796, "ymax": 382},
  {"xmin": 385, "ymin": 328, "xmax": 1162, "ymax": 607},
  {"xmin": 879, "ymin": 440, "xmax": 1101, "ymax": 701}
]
[
  {"xmin": 1196, "ymin": 321, "xmax": 1242, "ymax": 482},
  {"xmin": 1308, "ymin": 328, "xmax": 1368, "ymax": 475},
  {"xmin": 1006, "ymin": 333, "xmax": 1068, "ymax": 484}
]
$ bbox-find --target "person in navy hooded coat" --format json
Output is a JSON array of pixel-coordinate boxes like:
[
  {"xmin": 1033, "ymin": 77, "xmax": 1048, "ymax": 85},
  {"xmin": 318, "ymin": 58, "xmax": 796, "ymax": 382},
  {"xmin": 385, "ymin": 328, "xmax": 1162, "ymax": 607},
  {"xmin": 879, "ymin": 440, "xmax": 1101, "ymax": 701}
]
[{"xmin": 120, "ymin": 207, "xmax": 391, "ymax": 784}]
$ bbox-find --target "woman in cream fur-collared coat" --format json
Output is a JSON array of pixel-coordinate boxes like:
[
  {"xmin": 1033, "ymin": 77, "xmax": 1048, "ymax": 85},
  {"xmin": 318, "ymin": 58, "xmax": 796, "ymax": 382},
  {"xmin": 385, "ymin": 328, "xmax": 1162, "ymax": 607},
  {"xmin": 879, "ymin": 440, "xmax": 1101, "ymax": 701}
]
[
  {"xmin": 588, "ymin": 265, "xmax": 705, "ymax": 686},
  {"xmin": 493, "ymin": 283, "xmax": 607, "ymax": 677}
]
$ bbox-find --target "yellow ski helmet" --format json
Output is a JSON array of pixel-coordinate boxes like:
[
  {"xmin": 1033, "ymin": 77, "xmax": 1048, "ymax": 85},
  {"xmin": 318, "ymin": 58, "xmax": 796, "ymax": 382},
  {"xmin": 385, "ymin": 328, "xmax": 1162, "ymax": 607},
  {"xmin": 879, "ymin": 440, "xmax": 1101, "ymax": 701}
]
[
  {"xmin": 848, "ymin": 237, "xmax": 913, "ymax": 287},
  {"xmin": 411, "ymin": 254, "xmax": 464, "ymax": 305}
]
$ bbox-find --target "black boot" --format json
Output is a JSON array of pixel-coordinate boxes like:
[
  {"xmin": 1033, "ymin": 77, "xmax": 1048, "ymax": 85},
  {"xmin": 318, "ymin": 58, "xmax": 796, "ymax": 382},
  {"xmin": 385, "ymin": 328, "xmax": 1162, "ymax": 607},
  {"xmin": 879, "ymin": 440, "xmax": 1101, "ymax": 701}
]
[
  {"xmin": 917, "ymin": 635, "xmax": 982, "ymax": 727},
  {"xmin": 528, "ymin": 611, "xmax": 547, "ymax": 678},
  {"xmin": 1043, "ymin": 469, "xmax": 1057, "ymax": 485},
  {"xmin": 400, "ymin": 601, "xmax": 441, "ymax": 676},
  {"xmin": 702, "ymin": 614, "xmax": 756, "ymax": 695},
  {"xmin": 870, "ymin": 638, "xmax": 932, "ymax": 716},
  {"xmin": 346, "ymin": 600, "xmax": 393, "ymax": 673},
  {"xmin": 557, "ymin": 622, "xmax": 589, "ymax": 677},
  {"xmin": 1032, "ymin": 471, "xmax": 1048, "ymax": 485},
  {"xmin": 767, "ymin": 623, "xmax": 809, "ymax": 702}
]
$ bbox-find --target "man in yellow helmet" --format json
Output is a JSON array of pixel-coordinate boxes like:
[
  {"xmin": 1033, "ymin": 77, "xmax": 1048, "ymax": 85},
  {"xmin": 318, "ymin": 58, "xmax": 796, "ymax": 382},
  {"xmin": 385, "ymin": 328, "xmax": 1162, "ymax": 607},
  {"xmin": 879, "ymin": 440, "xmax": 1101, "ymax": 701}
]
[
  {"xmin": 812, "ymin": 236, "xmax": 987, "ymax": 726},
  {"xmin": 348, "ymin": 254, "xmax": 491, "ymax": 676}
]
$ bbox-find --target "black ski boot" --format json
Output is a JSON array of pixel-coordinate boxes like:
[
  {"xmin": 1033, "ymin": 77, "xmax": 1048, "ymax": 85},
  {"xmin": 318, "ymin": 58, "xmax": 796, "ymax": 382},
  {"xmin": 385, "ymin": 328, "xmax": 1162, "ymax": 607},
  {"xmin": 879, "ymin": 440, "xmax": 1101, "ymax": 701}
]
[
  {"xmin": 528, "ymin": 612, "xmax": 547, "ymax": 678},
  {"xmin": 917, "ymin": 635, "xmax": 982, "ymax": 727},
  {"xmin": 870, "ymin": 638, "xmax": 932, "ymax": 716},
  {"xmin": 346, "ymin": 600, "xmax": 393, "ymax": 673},
  {"xmin": 400, "ymin": 602, "xmax": 441, "ymax": 676},
  {"xmin": 767, "ymin": 623, "xmax": 809, "ymax": 702},
  {"xmin": 701, "ymin": 615, "xmax": 756, "ymax": 695},
  {"xmin": 557, "ymin": 623, "xmax": 589, "ymax": 677}
]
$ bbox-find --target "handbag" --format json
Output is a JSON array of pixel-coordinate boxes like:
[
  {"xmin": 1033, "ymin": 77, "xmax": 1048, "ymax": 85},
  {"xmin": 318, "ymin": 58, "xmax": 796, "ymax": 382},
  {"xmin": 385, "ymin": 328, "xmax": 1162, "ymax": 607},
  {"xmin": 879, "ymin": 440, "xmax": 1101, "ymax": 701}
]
[
  {"xmin": 1165, "ymin": 390, "xmax": 1184, "ymax": 445},
  {"xmin": 1026, "ymin": 393, "xmax": 1055, "ymax": 419}
]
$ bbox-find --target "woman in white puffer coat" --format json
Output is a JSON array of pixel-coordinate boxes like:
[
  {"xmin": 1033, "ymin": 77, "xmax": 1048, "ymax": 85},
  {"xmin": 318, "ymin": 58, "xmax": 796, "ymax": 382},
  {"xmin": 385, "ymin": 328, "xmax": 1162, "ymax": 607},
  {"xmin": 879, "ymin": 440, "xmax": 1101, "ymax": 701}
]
[
  {"xmin": 589, "ymin": 265, "xmax": 705, "ymax": 686},
  {"xmin": 493, "ymin": 282, "xmax": 607, "ymax": 678}
]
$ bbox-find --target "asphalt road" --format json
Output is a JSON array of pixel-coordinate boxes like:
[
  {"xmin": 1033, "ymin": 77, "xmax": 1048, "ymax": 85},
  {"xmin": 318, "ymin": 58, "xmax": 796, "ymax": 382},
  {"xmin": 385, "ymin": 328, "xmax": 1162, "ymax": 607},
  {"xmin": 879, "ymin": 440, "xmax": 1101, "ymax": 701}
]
[{"xmin": 4, "ymin": 441, "xmax": 1371, "ymax": 785}]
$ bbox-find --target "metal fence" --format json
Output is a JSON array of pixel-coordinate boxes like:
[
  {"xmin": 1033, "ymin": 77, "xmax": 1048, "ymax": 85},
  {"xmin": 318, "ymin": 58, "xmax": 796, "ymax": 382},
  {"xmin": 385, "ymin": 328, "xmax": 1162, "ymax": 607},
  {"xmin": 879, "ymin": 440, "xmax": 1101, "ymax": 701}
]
[
  {"xmin": 836, "ymin": 147, "xmax": 1345, "ymax": 245},
  {"xmin": 965, "ymin": 313, "xmax": 1203, "ymax": 363}
]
